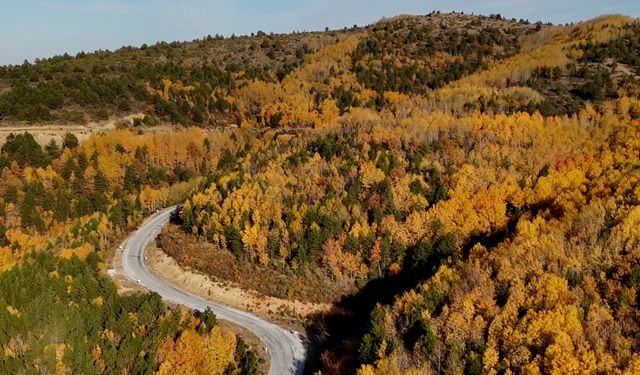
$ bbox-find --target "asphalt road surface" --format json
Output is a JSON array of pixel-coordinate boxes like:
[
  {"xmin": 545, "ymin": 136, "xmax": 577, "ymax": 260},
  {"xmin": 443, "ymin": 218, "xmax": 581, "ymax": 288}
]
[{"xmin": 119, "ymin": 206, "xmax": 306, "ymax": 375}]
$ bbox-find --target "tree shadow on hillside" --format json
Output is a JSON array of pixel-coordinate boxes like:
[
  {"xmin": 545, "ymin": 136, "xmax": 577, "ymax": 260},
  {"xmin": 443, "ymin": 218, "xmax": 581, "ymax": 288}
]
[
  {"xmin": 303, "ymin": 206, "xmax": 524, "ymax": 374},
  {"xmin": 303, "ymin": 262, "xmax": 436, "ymax": 374}
]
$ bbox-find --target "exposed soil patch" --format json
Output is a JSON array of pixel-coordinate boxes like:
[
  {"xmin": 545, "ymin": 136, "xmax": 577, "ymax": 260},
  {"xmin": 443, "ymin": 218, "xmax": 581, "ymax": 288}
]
[
  {"xmin": 157, "ymin": 225, "xmax": 357, "ymax": 305},
  {"xmin": 0, "ymin": 113, "xmax": 178, "ymax": 145},
  {"xmin": 146, "ymin": 233, "xmax": 332, "ymax": 329}
]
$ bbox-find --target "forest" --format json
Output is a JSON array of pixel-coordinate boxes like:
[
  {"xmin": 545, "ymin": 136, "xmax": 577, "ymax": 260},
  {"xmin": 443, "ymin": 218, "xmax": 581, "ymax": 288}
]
[
  {"xmin": 0, "ymin": 126, "xmax": 261, "ymax": 373},
  {"xmin": 0, "ymin": 10, "xmax": 640, "ymax": 375}
]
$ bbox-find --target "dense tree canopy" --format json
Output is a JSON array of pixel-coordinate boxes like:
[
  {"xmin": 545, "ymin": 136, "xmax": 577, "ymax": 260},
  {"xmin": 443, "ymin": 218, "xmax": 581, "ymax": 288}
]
[
  {"xmin": 1, "ymin": 11, "xmax": 640, "ymax": 375},
  {"xmin": 0, "ymin": 127, "xmax": 260, "ymax": 373}
]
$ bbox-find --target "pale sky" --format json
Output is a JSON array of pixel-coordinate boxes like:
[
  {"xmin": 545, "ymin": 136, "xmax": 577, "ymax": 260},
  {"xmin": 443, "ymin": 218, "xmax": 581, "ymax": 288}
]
[{"xmin": 0, "ymin": 0, "xmax": 638, "ymax": 65}]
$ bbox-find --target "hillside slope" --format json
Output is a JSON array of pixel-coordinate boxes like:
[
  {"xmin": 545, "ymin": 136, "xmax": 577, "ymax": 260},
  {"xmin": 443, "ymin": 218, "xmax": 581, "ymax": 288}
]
[
  {"xmin": 1, "ymin": 11, "xmax": 640, "ymax": 375},
  {"xmin": 149, "ymin": 13, "xmax": 640, "ymax": 375},
  {"xmin": 0, "ymin": 12, "xmax": 541, "ymax": 127}
]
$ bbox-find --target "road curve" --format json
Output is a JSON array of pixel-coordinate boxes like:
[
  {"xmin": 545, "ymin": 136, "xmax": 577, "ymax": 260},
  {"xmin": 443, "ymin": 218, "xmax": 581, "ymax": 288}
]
[{"xmin": 118, "ymin": 206, "xmax": 306, "ymax": 375}]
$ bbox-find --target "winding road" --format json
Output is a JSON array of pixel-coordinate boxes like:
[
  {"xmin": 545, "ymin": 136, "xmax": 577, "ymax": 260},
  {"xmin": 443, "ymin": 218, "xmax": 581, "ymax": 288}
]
[{"xmin": 118, "ymin": 206, "xmax": 306, "ymax": 375}]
